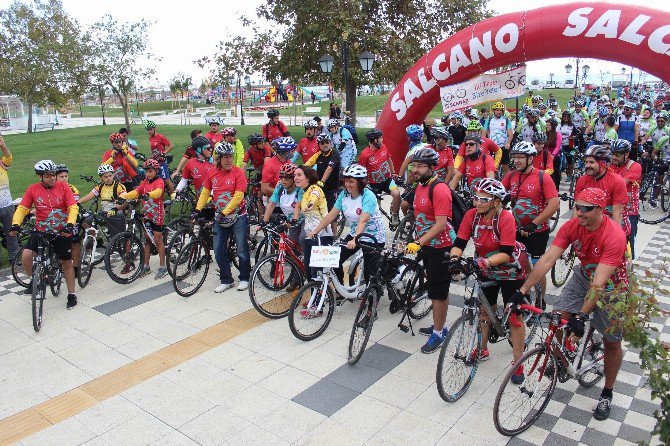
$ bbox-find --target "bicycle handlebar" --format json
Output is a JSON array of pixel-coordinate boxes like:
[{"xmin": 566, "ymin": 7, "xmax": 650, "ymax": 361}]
[{"xmin": 354, "ymin": 232, "xmax": 382, "ymax": 250}]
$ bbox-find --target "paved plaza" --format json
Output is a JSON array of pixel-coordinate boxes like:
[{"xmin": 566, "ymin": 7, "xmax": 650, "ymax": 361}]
[{"xmin": 0, "ymin": 197, "xmax": 667, "ymax": 446}]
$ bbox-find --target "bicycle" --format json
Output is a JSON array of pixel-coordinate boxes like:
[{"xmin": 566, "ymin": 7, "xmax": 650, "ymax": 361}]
[
  {"xmin": 551, "ymin": 243, "xmax": 576, "ymax": 287},
  {"xmin": 12, "ymin": 216, "xmax": 36, "ymax": 288},
  {"xmin": 77, "ymin": 209, "xmax": 112, "ymax": 288},
  {"xmin": 493, "ymin": 303, "xmax": 605, "ymax": 436},
  {"xmin": 27, "ymin": 231, "xmax": 65, "ymax": 332},
  {"xmin": 348, "ymin": 236, "xmax": 431, "ymax": 365},
  {"xmin": 638, "ymin": 158, "xmax": 670, "ymax": 224},
  {"xmin": 436, "ymin": 257, "xmax": 542, "ymax": 402},
  {"xmin": 172, "ymin": 218, "xmax": 214, "ymax": 297}
]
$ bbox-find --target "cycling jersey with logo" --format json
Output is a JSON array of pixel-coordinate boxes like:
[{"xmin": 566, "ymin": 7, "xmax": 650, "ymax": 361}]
[
  {"xmin": 358, "ymin": 144, "xmax": 393, "ymax": 184},
  {"xmin": 413, "ymin": 180, "xmax": 454, "ymax": 248},
  {"xmin": 205, "ymin": 131, "xmax": 223, "ymax": 147},
  {"xmin": 243, "ymin": 146, "xmax": 271, "ymax": 170},
  {"xmin": 575, "ymin": 171, "xmax": 630, "ymax": 235},
  {"xmin": 552, "ymin": 216, "xmax": 628, "ymax": 290},
  {"xmin": 135, "ymin": 177, "xmax": 165, "ymax": 226},
  {"xmin": 300, "ymin": 184, "xmax": 332, "ymax": 236},
  {"xmin": 592, "ymin": 118, "xmax": 607, "ymax": 142},
  {"xmin": 638, "ymin": 118, "xmax": 654, "ymax": 139},
  {"xmin": 263, "ymin": 121, "xmax": 289, "ymax": 142},
  {"xmin": 532, "ymin": 150, "xmax": 554, "ymax": 172},
  {"xmin": 261, "ymin": 156, "xmax": 287, "ymax": 189},
  {"xmin": 571, "ymin": 109, "xmax": 589, "ymax": 128},
  {"xmin": 334, "ymin": 188, "xmax": 386, "ymax": 244},
  {"xmin": 611, "ymin": 161, "xmax": 642, "ymax": 216},
  {"xmin": 102, "ymin": 149, "xmax": 137, "ymax": 183},
  {"xmin": 149, "ymin": 133, "xmax": 171, "ymax": 163},
  {"xmin": 502, "ymin": 169, "xmax": 558, "ymax": 232},
  {"xmin": 558, "ymin": 124, "xmax": 575, "ymax": 147},
  {"xmin": 182, "ymin": 158, "xmax": 215, "ymax": 191},
  {"xmin": 457, "ymin": 154, "xmax": 495, "ymax": 186},
  {"xmin": 296, "ymin": 137, "xmax": 319, "ymax": 163},
  {"xmin": 20, "ymin": 182, "xmax": 76, "ymax": 232},
  {"xmin": 434, "ymin": 147, "xmax": 454, "ymax": 180},
  {"xmin": 520, "ymin": 125, "xmax": 538, "ymax": 143},
  {"xmin": 270, "ymin": 184, "xmax": 303, "ymax": 218},
  {"xmin": 485, "ymin": 116, "xmax": 513, "ymax": 146},
  {"xmin": 204, "ymin": 167, "xmax": 247, "ymax": 217}
]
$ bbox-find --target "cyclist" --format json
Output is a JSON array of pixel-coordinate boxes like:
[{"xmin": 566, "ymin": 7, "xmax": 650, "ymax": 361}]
[
  {"xmin": 55, "ymin": 164, "xmax": 82, "ymax": 279},
  {"xmin": 585, "ymin": 107, "xmax": 611, "ymax": 146},
  {"xmin": 174, "ymin": 136, "xmax": 215, "ymax": 201},
  {"xmin": 446, "ymin": 112, "xmax": 467, "ymax": 146},
  {"xmin": 171, "ymin": 130, "xmax": 202, "ymax": 180},
  {"xmin": 0, "ymin": 135, "xmax": 18, "ymax": 263},
  {"xmin": 145, "ymin": 121, "xmax": 175, "ymax": 195},
  {"xmin": 242, "ymin": 133, "xmax": 271, "ymax": 173},
  {"xmin": 449, "ymin": 135, "xmax": 496, "ymax": 191},
  {"xmin": 358, "ymin": 128, "xmax": 401, "ymax": 229},
  {"xmin": 514, "ymin": 109, "xmax": 544, "ymax": 143},
  {"xmin": 262, "ymin": 137, "xmax": 295, "ymax": 203},
  {"xmin": 641, "ymin": 111, "xmax": 669, "ymax": 158},
  {"xmin": 454, "ymin": 120, "xmax": 502, "ymax": 172},
  {"xmin": 637, "ymin": 107, "xmax": 655, "ymax": 146},
  {"xmin": 397, "ymin": 124, "xmax": 428, "ymax": 183},
  {"xmin": 77, "ymin": 164, "xmax": 127, "ymax": 240},
  {"xmin": 404, "ymin": 148, "xmax": 455, "ymax": 354},
  {"xmin": 610, "ymin": 140, "xmax": 642, "ymax": 258},
  {"xmin": 205, "ymin": 119, "xmax": 224, "ymax": 147},
  {"xmin": 221, "ymin": 127, "xmax": 245, "ymax": 168},
  {"xmin": 571, "ymin": 101, "xmax": 591, "ymax": 134},
  {"xmin": 327, "ymin": 119, "xmax": 356, "ymax": 169},
  {"xmin": 545, "ymin": 119, "xmax": 563, "ymax": 186},
  {"xmin": 604, "ymin": 116, "xmax": 618, "ymax": 142},
  {"xmin": 537, "ymin": 103, "xmax": 549, "ymax": 121},
  {"xmin": 558, "ymin": 111, "xmax": 582, "ymax": 180},
  {"xmin": 502, "ymin": 141, "xmax": 559, "ymax": 304},
  {"xmin": 313, "ymin": 116, "xmax": 327, "ymax": 136},
  {"xmin": 531, "ymin": 133, "xmax": 554, "ymax": 175},
  {"xmin": 483, "ymin": 101, "xmax": 514, "ymax": 171},
  {"xmin": 102, "ymin": 132, "xmax": 140, "ymax": 192},
  {"xmin": 429, "ymin": 127, "xmax": 455, "ymax": 183},
  {"xmin": 194, "ymin": 142, "xmax": 250, "ymax": 293},
  {"xmin": 614, "ymin": 102, "xmax": 640, "ymax": 160},
  {"xmin": 449, "ymin": 178, "xmax": 528, "ymax": 382},
  {"xmin": 262, "ymin": 162, "xmax": 303, "ymax": 242},
  {"xmin": 303, "ymin": 135, "xmax": 341, "ymax": 222},
  {"xmin": 119, "ymin": 128, "xmax": 138, "ymax": 155},
  {"xmin": 512, "ymin": 187, "xmax": 627, "ymax": 420},
  {"xmin": 10, "ymin": 160, "xmax": 78, "ymax": 309},
  {"xmin": 262, "ymin": 109, "xmax": 290, "ymax": 141},
  {"xmin": 293, "ymin": 120, "xmax": 320, "ymax": 164},
  {"xmin": 119, "ymin": 159, "xmax": 168, "ymax": 280}
]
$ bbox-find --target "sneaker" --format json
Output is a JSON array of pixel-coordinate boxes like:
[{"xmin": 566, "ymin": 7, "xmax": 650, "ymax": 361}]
[
  {"xmin": 511, "ymin": 364, "xmax": 525, "ymax": 385},
  {"xmin": 24, "ymin": 283, "xmax": 32, "ymax": 295},
  {"xmin": 593, "ymin": 396, "xmax": 612, "ymax": 421},
  {"xmin": 421, "ymin": 332, "xmax": 444, "ymax": 354},
  {"xmin": 121, "ymin": 262, "xmax": 135, "ymax": 274},
  {"xmin": 154, "ymin": 267, "xmax": 168, "ymax": 280},
  {"xmin": 140, "ymin": 266, "xmax": 151, "ymax": 277},
  {"xmin": 472, "ymin": 347, "xmax": 490, "ymax": 361},
  {"xmin": 66, "ymin": 294, "xmax": 77, "ymax": 309},
  {"xmin": 419, "ymin": 325, "xmax": 449, "ymax": 337},
  {"xmin": 215, "ymin": 282, "xmax": 234, "ymax": 293},
  {"xmin": 237, "ymin": 281, "xmax": 249, "ymax": 291}
]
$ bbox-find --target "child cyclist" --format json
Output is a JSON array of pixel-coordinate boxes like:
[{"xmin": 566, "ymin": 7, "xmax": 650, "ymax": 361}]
[{"xmin": 77, "ymin": 164, "xmax": 127, "ymax": 240}]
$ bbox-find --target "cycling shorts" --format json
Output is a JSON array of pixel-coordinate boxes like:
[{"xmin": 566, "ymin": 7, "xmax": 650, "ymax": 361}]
[
  {"xmin": 421, "ymin": 246, "xmax": 452, "ymax": 301},
  {"xmin": 28, "ymin": 233, "xmax": 73, "ymax": 261},
  {"xmin": 517, "ymin": 230, "xmax": 550, "ymax": 261},
  {"xmin": 368, "ymin": 178, "xmax": 396, "ymax": 195},
  {"xmin": 481, "ymin": 279, "xmax": 524, "ymax": 308}
]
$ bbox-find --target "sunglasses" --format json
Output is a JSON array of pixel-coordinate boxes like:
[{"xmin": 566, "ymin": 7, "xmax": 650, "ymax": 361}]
[
  {"xmin": 473, "ymin": 195, "xmax": 494, "ymax": 203},
  {"xmin": 145, "ymin": 168, "xmax": 156, "ymax": 172},
  {"xmin": 574, "ymin": 204, "xmax": 597, "ymax": 213},
  {"xmin": 279, "ymin": 175, "xmax": 292, "ymax": 179},
  {"xmin": 465, "ymin": 142, "xmax": 476, "ymax": 147}
]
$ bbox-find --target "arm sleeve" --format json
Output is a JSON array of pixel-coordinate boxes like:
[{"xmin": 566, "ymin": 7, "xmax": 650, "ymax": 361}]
[
  {"xmin": 147, "ymin": 186, "xmax": 164, "ymax": 200},
  {"xmin": 12, "ymin": 205, "xmax": 31, "ymax": 226},
  {"xmin": 67, "ymin": 204, "xmax": 79, "ymax": 224},
  {"xmin": 222, "ymin": 190, "xmax": 244, "ymax": 216},
  {"xmin": 195, "ymin": 188, "xmax": 211, "ymax": 211},
  {"xmin": 122, "ymin": 189, "xmax": 139, "ymax": 200},
  {"xmin": 304, "ymin": 152, "xmax": 319, "ymax": 167},
  {"xmin": 453, "ymin": 237, "xmax": 468, "ymax": 250},
  {"xmin": 456, "ymin": 158, "xmax": 466, "ymax": 173},
  {"xmin": 1, "ymin": 153, "xmax": 12, "ymax": 168},
  {"xmin": 125, "ymin": 152, "xmax": 138, "ymax": 168}
]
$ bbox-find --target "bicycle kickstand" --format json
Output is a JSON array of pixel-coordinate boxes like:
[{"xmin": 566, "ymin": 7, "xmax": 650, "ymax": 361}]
[{"xmin": 398, "ymin": 309, "xmax": 415, "ymax": 336}]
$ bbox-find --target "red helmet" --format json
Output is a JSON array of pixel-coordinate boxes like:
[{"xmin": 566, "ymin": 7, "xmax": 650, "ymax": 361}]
[
  {"xmin": 278, "ymin": 162, "xmax": 297, "ymax": 177},
  {"xmin": 143, "ymin": 159, "xmax": 160, "ymax": 170},
  {"xmin": 221, "ymin": 127, "xmax": 237, "ymax": 137},
  {"xmin": 109, "ymin": 132, "xmax": 124, "ymax": 143}
]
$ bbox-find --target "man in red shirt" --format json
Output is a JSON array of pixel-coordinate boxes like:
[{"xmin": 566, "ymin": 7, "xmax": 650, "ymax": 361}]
[
  {"xmin": 359, "ymin": 128, "xmax": 401, "ymax": 228},
  {"xmin": 514, "ymin": 188, "xmax": 628, "ymax": 421},
  {"xmin": 454, "ymin": 120, "xmax": 502, "ymax": 169},
  {"xmin": 242, "ymin": 133, "xmax": 271, "ymax": 173},
  {"xmin": 293, "ymin": 120, "xmax": 320, "ymax": 164},
  {"xmin": 174, "ymin": 136, "xmax": 214, "ymax": 194},
  {"xmin": 262, "ymin": 109, "xmax": 290, "ymax": 142},
  {"xmin": 609, "ymin": 139, "xmax": 642, "ymax": 258},
  {"xmin": 261, "ymin": 137, "xmax": 294, "ymax": 198},
  {"xmin": 449, "ymin": 135, "xmax": 496, "ymax": 190},
  {"xmin": 205, "ymin": 120, "xmax": 224, "ymax": 147},
  {"xmin": 430, "ymin": 127, "xmax": 455, "ymax": 183},
  {"xmin": 171, "ymin": 129, "xmax": 202, "ymax": 180},
  {"xmin": 531, "ymin": 132, "xmax": 555, "ymax": 175},
  {"xmin": 145, "ymin": 120, "xmax": 174, "ymax": 194},
  {"xmin": 102, "ymin": 132, "xmax": 140, "ymax": 192}
]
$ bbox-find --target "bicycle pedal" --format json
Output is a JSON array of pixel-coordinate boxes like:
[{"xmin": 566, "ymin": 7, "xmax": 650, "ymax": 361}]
[{"xmin": 398, "ymin": 324, "xmax": 409, "ymax": 333}]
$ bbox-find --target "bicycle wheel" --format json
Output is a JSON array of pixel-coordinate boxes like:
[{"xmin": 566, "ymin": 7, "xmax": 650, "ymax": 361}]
[
  {"xmin": 12, "ymin": 246, "xmax": 29, "ymax": 288},
  {"xmin": 288, "ymin": 280, "xmax": 335, "ymax": 341},
  {"xmin": 493, "ymin": 346, "xmax": 558, "ymax": 436},
  {"xmin": 348, "ymin": 287, "xmax": 379, "ymax": 365},
  {"xmin": 522, "ymin": 284, "xmax": 544, "ymax": 346},
  {"xmin": 576, "ymin": 328, "xmax": 605, "ymax": 388},
  {"xmin": 92, "ymin": 227, "xmax": 108, "ymax": 266},
  {"xmin": 406, "ymin": 264, "xmax": 431, "ymax": 320},
  {"xmin": 166, "ymin": 227, "xmax": 193, "ymax": 277},
  {"xmin": 436, "ymin": 313, "xmax": 481, "ymax": 402},
  {"xmin": 78, "ymin": 236, "xmax": 95, "ymax": 288},
  {"xmin": 392, "ymin": 214, "xmax": 415, "ymax": 244},
  {"xmin": 31, "ymin": 264, "xmax": 46, "ymax": 332},
  {"xmin": 249, "ymin": 254, "xmax": 304, "ymax": 319},
  {"xmin": 639, "ymin": 177, "xmax": 670, "ymax": 224},
  {"xmin": 551, "ymin": 245, "xmax": 575, "ymax": 288},
  {"xmin": 568, "ymin": 174, "xmax": 577, "ymax": 209},
  {"xmin": 172, "ymin": 240, "xmax": 210, "ymax": 297},
  {"xmin": 49, "ymin": 249, "xmax": 63, "ymax": 297},
  {"xmin": 548, "ymin": 209, "xmax": 560, "ymax": 233},
  {"xmin": 104, "ymin": 232, "xmax": 145, "ymax": 284},
  {"xmin": 254, "ymin": 235, "xmax": 273, "ymax": 264}
]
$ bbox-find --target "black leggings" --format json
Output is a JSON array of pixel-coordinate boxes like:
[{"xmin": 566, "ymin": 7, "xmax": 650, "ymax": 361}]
[
  {"xmin": 481, "ymin": 279, "xmax": 525, "ymax": 308},
  {"xmin": 551, "ymin": 153, "xmax": 562, "ymax": 188},
  {"xmin": 334, "ymin": 234, "xmax": 383, "ymax": 284}
]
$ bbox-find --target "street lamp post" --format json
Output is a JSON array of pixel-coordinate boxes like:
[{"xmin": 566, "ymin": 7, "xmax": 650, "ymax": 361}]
[
  {"xmin": 237, "ymin": 75, "xmax": 246, "ymax": 126},
  {"xmin": 565, "ymin": 59, "xmax": 590, "ymax": 97},
  {"xmin": 318, "ymin": 54, "xmax": 334, "ymax": 100}
]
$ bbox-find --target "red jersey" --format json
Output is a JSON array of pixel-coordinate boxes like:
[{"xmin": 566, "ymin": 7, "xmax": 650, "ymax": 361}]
[
  {"xmin": 135, "ymin": 177, "xmax": 165, "ymax": 225},
  {"xmin": 262, "ymin": 121, "xmax": 289, "ymax": 142},
  {"xmin": 575, "ymin": 170, "xmax": 630, "ymax": 234},
  {"xmin": 412, "ymin": 180, "xmax": 454, "ymax": 248},
  {"xmin": 296, "ymin": 137, "xmax": 319, "ymax": 163},
  {"xmin": 457, "ymin": 153, "xmax": 496, "ymax": 186},
  {"xmin": 532, "ymin": 150, "xmax": 554, "ymax": 172},
  {"xmin": 552, "ymin": 216, "xmax": 628, "ymax": 289},
  {"xmin": 20, "ymin": 182, "xmax": 76, "ymax": 232},
  {"xmin": 203, "ymin": 166, "xmax": 247, "ymax": 216},
  {"xmin": 148, "ymin": 133, "xmax": 171, "ymax": 163},
  {"xmin": 502, "ymin": 169, "xmax": 558, "ymax": 232},
  {"xmin": 358, "ymin": 144, "xmax": 393, "ymax": 184},
  {"xmin": 205, "ymin": 131, "xmax": 223, "ymax": 147},
  {"xmin": 261, "ymin": 156, "xmax": 286, "ymax": 189},
  {"xmin": 434, "ymin": 147, "xmax": 454, "ymax": 180},
  {"xmin": 182, "ymin": 146, "xmax": 197, "ymax": 160},
  {"xmin": 182, "ymin": 159, "xmax": 214, "ymax": 191},
  {"xmin": 102, "ymin": 149, "xmax": 138, "ymax": 183},
  {"xmin": 611, "ymin": 161, "xmax": 642, "ymax": 216},
  {"xmin": 243, "ymin": 146, "xmax": 271, "ymax": 170},
  {"xmin": 457, "ymin": 137, "xmax": 500, "ymax": 158}
]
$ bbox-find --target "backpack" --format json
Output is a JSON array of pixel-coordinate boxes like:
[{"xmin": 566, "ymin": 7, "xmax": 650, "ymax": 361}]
[
  {"xmin": 95, "ymin": 181, "xmax": 122, "ymax": 213},
  {"xmin": 427, "ymin": 179, "xmax": 469, "ymax": 233},
  {"xmin": 340, "ymin": 125, "xmax": 359, "ymax": 144}
]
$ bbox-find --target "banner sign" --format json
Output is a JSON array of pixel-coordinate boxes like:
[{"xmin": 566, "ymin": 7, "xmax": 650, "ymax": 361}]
[
  {"xmin": 440, "ymin": 66, "xmax": 526, "ymax": 114},
  {"xmin": 309, "ymin": 246, "xmax": 341, "ymax": 268},
  {"xmin": 300, "ymin": 86, "xmax": 330, "ymax": 100}
]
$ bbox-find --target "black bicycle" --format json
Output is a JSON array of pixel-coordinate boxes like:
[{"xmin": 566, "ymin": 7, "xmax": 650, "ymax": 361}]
[
  {"xmin": 172, "ymin": 218, "xmax": 214, "ymax": 297},
  {"xmin": 28, "ymin": 231, "xmax": 65, "ymax": 332}
]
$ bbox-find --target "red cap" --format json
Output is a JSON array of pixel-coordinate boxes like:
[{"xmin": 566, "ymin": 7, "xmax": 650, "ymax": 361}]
[{"xmin": 576, "ymin": 188, "xmax": 607, "ymax": 208}]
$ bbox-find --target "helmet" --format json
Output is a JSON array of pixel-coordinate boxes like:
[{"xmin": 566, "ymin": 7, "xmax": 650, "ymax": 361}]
[
  {"xmin": 342, "ymin": 164, "xmax": 368, "ymax": 179},
  {"xmin": 97, "ymin": 164, "xmax": 115, "ymax": 176},
  {"xmin": 441, "ymin": 115, "xmax": 450, "ymax": 123},
  {"xmin": 247, "ymin": 133, "xmax": 265, "ymax": 144},
  {"xmin": 34, "ymin": 160, "xmax": 57, "ymax": 175},
  {"xmin": 624, "ymin": 101, "xmax": 635, "ymax": 109},
  {"xmin": 575, "ymin": 101, "xmax": 584, "ymax": 107},
  {"xmin": 451, "ymin": 111, "xmax": 463, "ymax": 121},
  {"xmin": 547, "ymin": 111, "xmax": 557, "ymax": 119},
  {"xmin": 214, "ymin": 142, "xmax": 235, "ymax": 157},
  {"xmin": 109, "ymin": 132, "xmax": 124, "ymax": 143},
  {"xmin": 533, "ymin": 95, "xmax": 543, "ymax": 102},
  {"xmin": 562, "ymin": 110, "xmax": 571, "ymax": 116},
  {"xmin": 491, "ymin": 102, "xmax": 505, "ymax": 110},
  {"xmin": 522, "ymin": 104, "xmax": 530, "ymax": 112},
  {"xmin": 603, "ymin": 138, "xmax": 616, "ymax": 146},
  {"xmin": 657, "ymin": 111, "xmax": 669, "ymax": 120},
  {"xmin": 528, "ymin": 109, "xmax": 540, "ymax": 118},
  {"xmin": 304, "ymin": 120, "xmax": 317, "ymax": 129},
  {"xmin": 598, "ymin": 106, "xmax": 609, "ymax": 117},
  {"xmin": 610, "ymin": 139, "xmax": 632, "ymax": 154},
  {"xmin": 366, "ymin": 128, "xmax": 383, "ymax": 141},
  {"xmin": 531, "ymin": 132, "xmax": 547, "ymax": 143},
  {"xmin": 405, "ymin": 124, "xmax": 423, "ymax": 141},
  {"xmin": 275, "ymin": 136, "xmax": 297, "ymax": 153},
  {"xmin": 464, "ymin": 134, "xmax": 482, "ymax": 144},
  {"xmin": 327, "ymin": 118, "xmax": 339, "ymax": 128},
  {"xmin": 55, "ymin": 164, "xmax": 68, "ymax": 174},
  {"xmin": 191, "ymin": 136, "xmax": 212, "ymax": 154},
  {"xmin": 143, "ymin": 159, "xmax": 160, "ymax": 170},
  {"xmin": 412, "ymin": 147, "xmax": 439, "ymax": 166},
  {"xmin": 510, "ymin": 141, "xmax": 537, "ymax": 156},
  {"xmin": 538, "ymin": 103, "xmax": 547, "ymax": 109},
  {"xmin": 208, "ymin": 117, "xmax": 221, "ymax": 125},
  {"xmin": 466, "ymin": 120, "xmax": 483, "ymax": 132},
  {"xmin": 584, "ymin": 145, "xmax": 612, "ymax": 164},
  {"xmin": 144, "ymin": 120, "xmax": 156, "ymax": 130},
  {"xmin": 279, "ymin": 162, "xmax": 298, "ymax": 177},
  {"xmin": 431, "ymin": 127, "xmax": 451, "ymax": 141},
  {"xmin": 473, "ymin": 178, "xmax": 508, "ymax": 200},
  {"xmin": 221, "ymin": 127, "xmax": 237, "ymax": 137},
  {"xmin": 316, "ymin": 134, "xmax": 331, "ymax": 144},
  {"xmin": 267, "ymin": 109, "xmax": 279, "ymax": 118}
]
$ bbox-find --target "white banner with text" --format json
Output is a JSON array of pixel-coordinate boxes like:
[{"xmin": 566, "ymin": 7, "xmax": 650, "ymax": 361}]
[{"xmin": 440, "ymin": 66, "xmax": 526, "ymax": 114}]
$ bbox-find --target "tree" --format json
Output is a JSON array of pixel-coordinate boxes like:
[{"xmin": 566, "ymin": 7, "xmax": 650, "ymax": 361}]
[
  {"xmin": 87, "ymin": 15, "xmax": 158, "ymax": 133},
  {"xmin": 169, "ymin": 73, "xmax": 191, "ymax": 100},
  {"xmin": 0, "ymin": 0, "xmax": 90, "ymax": 132}
]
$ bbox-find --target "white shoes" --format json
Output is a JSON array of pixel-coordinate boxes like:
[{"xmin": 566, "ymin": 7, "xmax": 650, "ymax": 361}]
[
  {"xmin": 215, "ymin": 283, "xmax": 234, "ymax": 293},
  {"xmin": 237, "ymin": 281, "xmax": 249, "ymax": 291}
]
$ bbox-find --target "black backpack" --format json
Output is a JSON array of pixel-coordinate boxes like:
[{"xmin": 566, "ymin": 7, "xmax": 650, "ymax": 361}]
[{"xmin": 428, "ymin": 179, "xmax": 469, "ymax": 233}]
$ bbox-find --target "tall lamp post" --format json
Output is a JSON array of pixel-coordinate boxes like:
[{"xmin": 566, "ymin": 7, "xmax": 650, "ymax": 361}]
[
  {"xmin": 318, "ymin": 54, "xmax": 334, "ymax": 100},
  {"xmin": 565, "ymin": 59, "xmax": 590, "ymax": 97},
  {"xmin": 622, "ymin": 67, "xmax": 634, "ymax": 88}
]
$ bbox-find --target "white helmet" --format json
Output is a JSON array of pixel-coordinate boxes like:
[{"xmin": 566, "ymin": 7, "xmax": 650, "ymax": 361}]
[
  {"xmin": 327, "ymin": 118, "xmax": 339, "ymax": 128},
  {"xmin": 510, "ymin": 141, "xmax": 538, "ymax": 156},
  {"xmin": 342, "ymin": 164, "xmax": 367, "ymax": 179},
  {"xmin": 304, "ymin": 119, "xmax": 318, "ymax": 129},
  {"xmin": 473, "ymin": 178, "xmax": 508, "ymax": 200},
  {"xmin": 98, "ymin": 164, "xmax": 115, "ymax": 176},
  {"xmin": 34, "ymin": 160, "xmax": 57, "ymax": 175}
]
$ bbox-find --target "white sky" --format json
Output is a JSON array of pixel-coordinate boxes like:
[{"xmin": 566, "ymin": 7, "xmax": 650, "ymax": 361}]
[{"xmin": 2, "ymin": 0, "xmax": 669, "ymax": 86}]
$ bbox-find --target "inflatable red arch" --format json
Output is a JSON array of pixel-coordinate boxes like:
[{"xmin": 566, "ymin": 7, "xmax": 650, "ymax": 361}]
[{"xmin": 377, "ymin": 2, "xmax": 670, "ymax": 167}]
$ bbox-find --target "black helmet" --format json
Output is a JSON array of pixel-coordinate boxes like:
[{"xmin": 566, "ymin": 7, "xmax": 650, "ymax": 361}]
[
  {"xmin": 191, "ymin": 136, "xmax": 212, "ymax": 154},
  {"xmin": 584, "ymin": 145, "xmax": 612, "ymax": 164},
  {"xmin": 531, "ymin": 132, "xmax": 547, "ymax": 143},
  {"xmin": 431, "ymin": 127, "xmax": 451, "ymax": 141},
  {"xmin": 365, "ymin": 128, "xmax": 383, "ymax": 141},
  {"xmin": 412, "ymin": 147, "xmax": 439, "ymax": 166},
  {"xmin": 610, "ymin": 139, "xmax": 632, "ymax": 154},
  {"xmin": 55, "ymin": 164, "xmax": 68, "ymax": 174},
  {"xmin": 267, "ymin": 109, "xmax": 280, "ymax": 118},
  {"xmin": 248, "ymin": 133, "xmax": 265, "ymax": 144}
]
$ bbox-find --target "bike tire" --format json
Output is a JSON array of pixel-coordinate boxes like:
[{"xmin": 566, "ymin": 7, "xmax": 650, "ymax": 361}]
[
  {"xmin": 568, "ymin": 174, "xmax": 577, "ymax": 209},
  {"xmin": 254, "ymin": 235, "xmax": 273, "ymax": 265},
  {"xmin": 49, "ymin": 249, "xmax": 63, "ymax": 297},
  {"xmin": 104, "ymin": 232, "xmax": 145, "ymax": 284},
  {"xmin": 493, "ymin": 346, "xmax": 558, "ymax": 436},
  {"xmin": 31, "ymin": 264, "xmax": 46, "ymax": 332},
  {"xmin": 551, "ymin": 245, "xmax": 576, "ymax": 288},
  {"xmin": 347, "ymin": 287, "xmax": 378, "ymax": 365},
  {"xmin": 548, "ymin": 209, "xmax": 560, "ymax": 233},
  {"xmin": 288, "ymin": 280, "xmax": 335, "ymax": 341},
  {"xmin": 576, "ymin": 328, "xmax": 605, "ymax": 388},
  {"xmin": 78, "ymin": 237, "xmax": 95, "ymax": 288},
  {"xmin": 392, "ymin": 214, "xmax": 415, "ymax": 245},
  {"xmin": 12, "ymin": 246, "xmax": 29, "ymax": 288},
  {"xmin": 638, "ymin": 176, "xmax": 670, "ymax": 224},
  {"xmin": 406, "ymin": 264, "xmax": 432, "ymax": 320},
  {"xmin": 436, "ymin": 313, "xmax": 481, "ymax": 402},
  {"xmin": 166, "ymin": 227, "xmax": 193, "ymax": 278},
  {"xmin": 172, "ymin": 240, "xmax": 210, "ymax": 297},
  {"xmin": 249, "ymin": 254, "xmax": 304, "ymax": 319}
]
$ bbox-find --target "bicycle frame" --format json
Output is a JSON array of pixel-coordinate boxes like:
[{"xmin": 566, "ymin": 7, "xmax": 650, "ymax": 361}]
[{"xmin": 302, "ymin": 249, "xmax": 364, "ymax": 312}]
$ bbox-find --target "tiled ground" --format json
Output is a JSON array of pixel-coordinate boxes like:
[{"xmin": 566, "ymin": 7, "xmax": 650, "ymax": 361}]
[{"xmin": 0, "ymin": 195, "xmax": 666, "ymax": 446}]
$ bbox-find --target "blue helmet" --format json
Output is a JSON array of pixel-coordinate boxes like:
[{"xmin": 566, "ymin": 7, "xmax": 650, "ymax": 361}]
[
  {"xmin": 406, "ymin": 124, "xmax": 423, "ymax": 141},
  {"xmin": 598, "ymin": 106, "xmax": 609, "ymax": 117},
  {"xmin": 275, "ymin": 136, "xmax": 297, "ymax": 153}
]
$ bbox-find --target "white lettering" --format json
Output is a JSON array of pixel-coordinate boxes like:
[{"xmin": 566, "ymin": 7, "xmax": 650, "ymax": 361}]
[
  {"xmin": 391, "ymin": 92, "xmax": 407, "ymax": 121},
  {"xmin": 450, "ymin": 44, "xmax": 471, "ymax": 75},
  {"xmin": 648, "ymin": 25, "xmax": 670, "ymax": 55},
  {"xmin": 563, "ymin": 7, "xmax": 594, "ymax": 37},
  {"xmin": 403, "ymin": 79, "xmax": 423, "ymax": 109},
  {"xmin": 469, "ymin": 31, "xmax": 494, "ymax": 64},
  {"xmin": 495, "ymin": 23, "xmax": 519, "ymax": 53},
  {"xmin": 431, "ymin": 53, "xmax": 450, "ymax": 81},
  {"xmin": 619, "ymin": 14, "xmax": 651, "ymax": 45},
  {"xmin": 585, "ymin": 10, "xmax": 621, "ymax": 38},
  {"xmin": 417, "ymin": 67, "xmax": 437, "ymax": 93}
]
